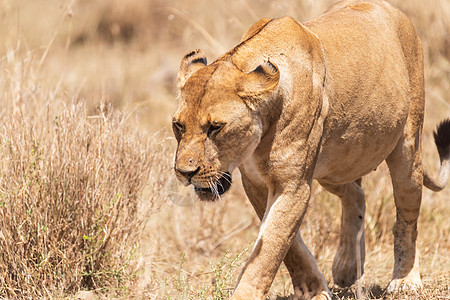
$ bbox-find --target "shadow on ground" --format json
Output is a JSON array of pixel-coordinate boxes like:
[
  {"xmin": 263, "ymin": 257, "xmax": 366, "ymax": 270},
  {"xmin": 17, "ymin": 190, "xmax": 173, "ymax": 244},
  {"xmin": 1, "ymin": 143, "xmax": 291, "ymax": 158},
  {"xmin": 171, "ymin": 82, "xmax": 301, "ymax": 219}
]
[{"xmin": 273, "ymin": 285, "xmax": 387, "ymax": 299}]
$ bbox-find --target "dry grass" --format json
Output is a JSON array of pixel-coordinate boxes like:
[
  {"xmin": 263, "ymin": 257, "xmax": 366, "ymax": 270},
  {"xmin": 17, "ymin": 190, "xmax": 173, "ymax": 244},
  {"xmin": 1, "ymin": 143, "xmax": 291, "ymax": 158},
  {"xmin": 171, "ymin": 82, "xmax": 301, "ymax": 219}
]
[
  {"xmin": 0, "ymin": 0, "xmax": 448, "ymax": 299},
  {"xmin": 0, "ymin": 47, "xmax": 159, "ymax": 297}
]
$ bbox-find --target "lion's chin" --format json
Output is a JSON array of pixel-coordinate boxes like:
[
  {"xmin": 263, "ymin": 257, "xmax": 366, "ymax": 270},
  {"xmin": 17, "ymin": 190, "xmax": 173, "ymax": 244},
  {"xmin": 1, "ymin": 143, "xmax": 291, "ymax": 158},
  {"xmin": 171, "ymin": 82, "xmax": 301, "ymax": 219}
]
[{"xmin": 193, "ymin": 172, "xmax": 232, "ymax": 201}]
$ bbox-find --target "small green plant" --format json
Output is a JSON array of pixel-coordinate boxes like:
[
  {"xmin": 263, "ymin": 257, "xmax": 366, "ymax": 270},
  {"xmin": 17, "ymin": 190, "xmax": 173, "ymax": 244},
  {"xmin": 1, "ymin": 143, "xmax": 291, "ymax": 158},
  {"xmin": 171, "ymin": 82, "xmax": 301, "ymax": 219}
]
[
  {"xmin": 175, "ymin": 253, "xmax": 188, "ymax": 297},
  {"xmin": 210, "ymin": 243, "xmax": 253, "ymax": 299}
]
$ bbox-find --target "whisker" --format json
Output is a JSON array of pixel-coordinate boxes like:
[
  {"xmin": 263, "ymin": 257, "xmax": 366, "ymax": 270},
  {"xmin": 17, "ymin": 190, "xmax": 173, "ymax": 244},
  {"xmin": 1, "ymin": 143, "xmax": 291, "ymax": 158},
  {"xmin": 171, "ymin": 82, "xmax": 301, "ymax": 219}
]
[
  {"xmin": 207, "ymin": 180, "xmax": 212, "ymax": 191},
  {"xmin": 215, "ymin": 188, "xmax": 222, "ymax": 201},
  {"xmin": 213, "ymin": 173, "xmax": 221, "ymax": 181},
  {"xmin": 163, "ymin": 166, "xmax": 177, "ymax": 176},
  {"xmin": 210, "ymin": 177, "xmax": 221, "ymax": 200},
  {"xmin": 217, "ymin": 171, "xmax": 232, "ymax": 185},
  {"xmin": 218, "ymin": 171, "xmax": 231, "ymax": 178},
  {"xmin": 208, "ymin": 179, "xmax": 217, "ymax": 198},
  {"xmin": 212, "ymin": 180, "xmax": 220, "ymax": 198},
  {"xmin": 213, "ymin": 174, "xmax": 226, "ymax": 187},
  {"xmin": 207, "ymin": 181, "xmax": 213, "ymax": 197},
  {"xmin": 167, "ymin": 173, "xmax": 177, "ymax": 182},
  {"xmin": 215, "ymin": 175, "xmax": 225, "ymax": 191}
]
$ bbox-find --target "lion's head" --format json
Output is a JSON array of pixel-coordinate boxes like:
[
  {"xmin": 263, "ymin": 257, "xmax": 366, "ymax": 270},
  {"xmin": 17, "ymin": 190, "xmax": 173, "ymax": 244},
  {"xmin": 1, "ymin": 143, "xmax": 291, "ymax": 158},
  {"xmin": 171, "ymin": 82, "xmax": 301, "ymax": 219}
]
[{"xmin": 172, "ymin": 49, "xmax": 279, "ymax": 201}]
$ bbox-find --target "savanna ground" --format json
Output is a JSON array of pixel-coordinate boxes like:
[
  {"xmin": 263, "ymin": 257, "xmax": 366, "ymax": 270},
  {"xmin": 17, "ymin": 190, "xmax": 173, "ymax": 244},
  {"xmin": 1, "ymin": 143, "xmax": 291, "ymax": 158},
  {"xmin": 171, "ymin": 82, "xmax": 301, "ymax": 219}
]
[{"xmin": 0, "ymin": 0, "xmax": 448, "ymax": 299}]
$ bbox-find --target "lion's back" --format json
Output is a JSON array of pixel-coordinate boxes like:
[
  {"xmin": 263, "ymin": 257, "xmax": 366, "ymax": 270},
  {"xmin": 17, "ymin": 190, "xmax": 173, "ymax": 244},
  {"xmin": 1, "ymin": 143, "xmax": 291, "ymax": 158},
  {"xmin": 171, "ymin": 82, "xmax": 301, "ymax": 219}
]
[{"xmin": 307, "ymin": 1, "xmax": 424, "ymax": 183}]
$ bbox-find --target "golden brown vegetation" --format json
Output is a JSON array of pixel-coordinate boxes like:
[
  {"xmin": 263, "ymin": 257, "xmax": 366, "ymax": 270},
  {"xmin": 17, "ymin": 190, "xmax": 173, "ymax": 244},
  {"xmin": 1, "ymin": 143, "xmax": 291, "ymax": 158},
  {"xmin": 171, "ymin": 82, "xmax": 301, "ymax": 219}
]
[{"xmin": 0, "ymin": 0, "xmax": 448, "ymax": 299}]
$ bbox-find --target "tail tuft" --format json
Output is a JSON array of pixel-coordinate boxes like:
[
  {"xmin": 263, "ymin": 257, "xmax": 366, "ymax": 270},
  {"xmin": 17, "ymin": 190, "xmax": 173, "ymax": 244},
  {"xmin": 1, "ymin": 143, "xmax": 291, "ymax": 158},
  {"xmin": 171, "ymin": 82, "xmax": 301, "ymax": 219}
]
[
  {"xmin": 424, "ymin": 119, "xmax": 450, "ymax": 192},
  {"xmin": 433, "ymin": 118, "xmax": 450, "ymax": 160}
]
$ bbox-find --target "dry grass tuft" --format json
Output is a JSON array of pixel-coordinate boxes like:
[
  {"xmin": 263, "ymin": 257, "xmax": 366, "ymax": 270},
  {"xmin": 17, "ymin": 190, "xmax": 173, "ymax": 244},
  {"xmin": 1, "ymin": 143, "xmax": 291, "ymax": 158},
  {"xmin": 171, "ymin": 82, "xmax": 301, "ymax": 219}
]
[
  {"xmin": 0, "ymin": 103, "xmax": 156, "ymax": 297},
  {"xmin": 0, "ymin": 52, "xmax": 160, "ymax": 297}
]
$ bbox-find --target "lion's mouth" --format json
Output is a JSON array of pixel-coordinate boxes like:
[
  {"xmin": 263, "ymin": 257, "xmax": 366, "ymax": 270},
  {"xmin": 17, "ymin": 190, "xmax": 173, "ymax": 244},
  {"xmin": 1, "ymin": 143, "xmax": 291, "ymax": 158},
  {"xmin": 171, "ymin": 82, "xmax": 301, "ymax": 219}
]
[{"xmin": 194, "ymin": 172, "xmax": 232, "ymax": 200}]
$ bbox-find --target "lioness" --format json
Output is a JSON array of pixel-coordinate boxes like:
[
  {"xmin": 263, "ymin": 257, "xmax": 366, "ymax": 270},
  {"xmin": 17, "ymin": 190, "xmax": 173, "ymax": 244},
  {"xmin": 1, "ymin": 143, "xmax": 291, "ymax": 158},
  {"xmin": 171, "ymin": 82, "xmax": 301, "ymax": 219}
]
[{"xmin": 172, "ymin": 0, "xmax": 450, "ymax": 299}]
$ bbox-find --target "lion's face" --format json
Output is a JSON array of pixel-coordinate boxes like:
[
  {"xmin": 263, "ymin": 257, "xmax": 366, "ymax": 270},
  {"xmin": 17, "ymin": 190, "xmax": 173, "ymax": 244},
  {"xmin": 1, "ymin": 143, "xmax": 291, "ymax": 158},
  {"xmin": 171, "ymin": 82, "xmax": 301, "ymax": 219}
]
[
  {"xmin": 173, "ymin": 60, "xmax": 264, "ymax": 201},
  {"xmin": 173, "ymin": 50, "xmax": 279, "ymax": 201}
]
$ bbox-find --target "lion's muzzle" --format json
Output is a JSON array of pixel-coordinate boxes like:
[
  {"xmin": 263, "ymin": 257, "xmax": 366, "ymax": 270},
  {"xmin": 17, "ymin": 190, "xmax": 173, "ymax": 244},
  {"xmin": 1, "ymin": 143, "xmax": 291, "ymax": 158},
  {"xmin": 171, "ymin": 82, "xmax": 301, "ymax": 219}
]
[
  {"xmin": 193, "ymin": 172, "xmax": 232, "ymax": 196},
  {"xmin": 175, "ymin": 165, "xmax": 200, "ymax": 183},
  {"xmin": 175, "ymin": 163, "xmax": 232, "ymax": 201}
]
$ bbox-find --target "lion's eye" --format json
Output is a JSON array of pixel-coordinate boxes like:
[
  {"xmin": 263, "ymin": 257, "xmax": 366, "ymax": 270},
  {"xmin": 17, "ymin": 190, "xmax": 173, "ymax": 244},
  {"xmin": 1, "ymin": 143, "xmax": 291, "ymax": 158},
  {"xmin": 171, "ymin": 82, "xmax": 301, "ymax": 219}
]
[
  {"xmin": 207, "ymin": 123, "xmax": 224, "ymax": 138},
  {"xmin": 173, "ymin": 121, "xmax": 184, "ymax": 132},
  {"xmin": 172, "ymin": 121, "xmax": 184, "ymax": 138}
]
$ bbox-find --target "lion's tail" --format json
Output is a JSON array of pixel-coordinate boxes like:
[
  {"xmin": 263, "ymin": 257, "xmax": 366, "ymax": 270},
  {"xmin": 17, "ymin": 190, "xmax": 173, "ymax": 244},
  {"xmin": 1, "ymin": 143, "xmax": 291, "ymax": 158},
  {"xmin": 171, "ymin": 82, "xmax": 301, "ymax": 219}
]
[{"xmin": 424, "ymin": 119, "xmax": 450, "ymax": 192}]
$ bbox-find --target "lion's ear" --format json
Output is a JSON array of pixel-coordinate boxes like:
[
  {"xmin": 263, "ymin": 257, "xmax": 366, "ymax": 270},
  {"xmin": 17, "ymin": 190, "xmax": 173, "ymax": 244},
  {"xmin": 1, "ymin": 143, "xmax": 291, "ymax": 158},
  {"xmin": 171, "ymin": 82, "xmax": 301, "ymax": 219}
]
[
  {"xmin": 177, "ymin": 49, "xmax": 207, "ymax": 88},
  {"xmin": 238, "ymin": 60, "xmax": 280, "ymax": 102},
  {"xmin": 240, "ymin": 18, "xmax": 272, "ymax": 43}
]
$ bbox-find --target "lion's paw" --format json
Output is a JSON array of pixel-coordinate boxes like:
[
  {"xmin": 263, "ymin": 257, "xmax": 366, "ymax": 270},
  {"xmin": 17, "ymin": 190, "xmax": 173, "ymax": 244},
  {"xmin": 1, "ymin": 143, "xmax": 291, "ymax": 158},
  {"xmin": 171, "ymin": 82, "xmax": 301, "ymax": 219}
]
[
  {"xmin": 332, "ymin": 261, "xmax": 358, "ymax": 287},
  {"xmin": 292, "ymin": 287, "xmax": 331, "ymax": 300},
  {"xmin": 387, "ymin": 277, "xmax": 423, "ymax": 294},
  {"xmin": 311, "ymin": 291, "xmax": 332, "ymax": 300},
  {"xmin": 332, "ymin": 249, "xmax": 363, "ymax": 287}
]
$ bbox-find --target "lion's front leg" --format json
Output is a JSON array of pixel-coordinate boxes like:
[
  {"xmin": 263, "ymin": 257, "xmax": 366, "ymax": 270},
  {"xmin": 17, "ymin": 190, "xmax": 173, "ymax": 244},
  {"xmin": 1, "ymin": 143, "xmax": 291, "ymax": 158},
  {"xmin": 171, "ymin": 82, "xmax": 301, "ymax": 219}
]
[
  {"xmin": 241, "ymin": 173, "xmax": 330, "ymax": 299},
  {"xmin": 231, "ymin": 183, "xmax": 330, "ymax": 300},
  {"xmin": 284, "ymin": 234, "xmax": 331, "ymax": 300}
]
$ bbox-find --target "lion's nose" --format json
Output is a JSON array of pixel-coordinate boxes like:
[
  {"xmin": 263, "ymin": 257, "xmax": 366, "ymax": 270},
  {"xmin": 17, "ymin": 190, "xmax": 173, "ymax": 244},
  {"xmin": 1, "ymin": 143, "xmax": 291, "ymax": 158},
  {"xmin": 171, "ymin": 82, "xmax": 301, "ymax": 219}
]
[{"xmin": 176, "ymin": 166, "xmax": 200, "ymax": 180}]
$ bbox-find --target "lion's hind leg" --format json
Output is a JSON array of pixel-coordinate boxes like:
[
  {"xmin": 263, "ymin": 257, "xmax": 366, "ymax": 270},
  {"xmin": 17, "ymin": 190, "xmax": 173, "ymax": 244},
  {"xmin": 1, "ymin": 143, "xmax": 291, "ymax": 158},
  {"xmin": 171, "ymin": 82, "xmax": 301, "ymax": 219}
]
[
  {"xmin": 385, "ymin": 130, "xmax": 423, "ymax": 293},
  {"xmin": 320, "ymin": 180, "xmax": 366, "ymax": 288}
]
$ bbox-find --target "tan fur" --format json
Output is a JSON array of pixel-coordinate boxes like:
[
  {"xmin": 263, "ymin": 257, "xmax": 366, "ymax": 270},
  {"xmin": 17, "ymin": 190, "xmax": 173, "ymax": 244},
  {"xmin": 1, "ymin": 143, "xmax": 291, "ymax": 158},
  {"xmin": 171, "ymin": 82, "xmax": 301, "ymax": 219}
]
[{"xmin": 172, "ymin": 0, "xmax": 449, "ymax": 299}]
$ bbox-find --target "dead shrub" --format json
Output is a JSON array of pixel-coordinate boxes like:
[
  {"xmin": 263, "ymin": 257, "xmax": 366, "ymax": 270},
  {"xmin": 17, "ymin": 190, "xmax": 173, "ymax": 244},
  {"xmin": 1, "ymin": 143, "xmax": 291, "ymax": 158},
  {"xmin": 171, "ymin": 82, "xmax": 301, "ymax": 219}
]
[{"xmin": 0, "ymin": 100, "xmax": 157, "ymax": 297}]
